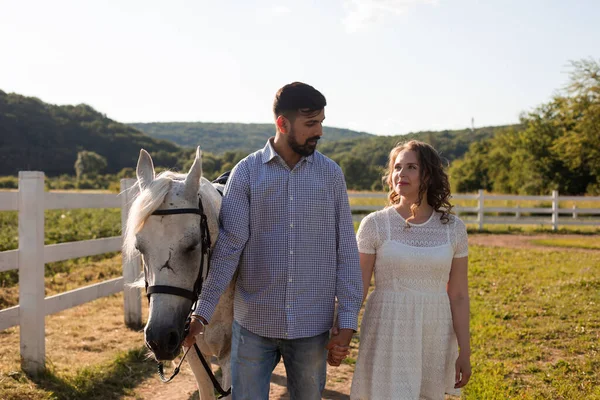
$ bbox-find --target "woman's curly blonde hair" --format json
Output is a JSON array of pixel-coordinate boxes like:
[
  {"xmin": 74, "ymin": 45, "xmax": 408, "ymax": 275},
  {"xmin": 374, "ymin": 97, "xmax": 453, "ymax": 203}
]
[{"xmin": 384, "ymin": 140, "xmax": 453, "ymax": 224}]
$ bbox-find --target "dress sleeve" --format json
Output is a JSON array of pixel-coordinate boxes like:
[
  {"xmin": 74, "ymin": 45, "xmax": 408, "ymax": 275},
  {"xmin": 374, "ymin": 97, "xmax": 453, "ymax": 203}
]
[
  {"xmin": 453, "ymin": 217, "xmax": 469, "ymax": 258},
  {"xmin": 356, "ymin": 212, "xmax": 380, "ymax": 254}
]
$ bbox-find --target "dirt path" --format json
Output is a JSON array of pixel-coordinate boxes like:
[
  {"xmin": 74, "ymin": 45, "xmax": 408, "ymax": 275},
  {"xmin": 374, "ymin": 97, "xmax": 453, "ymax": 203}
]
[{"xmin": 128, "ymin": 358, "xmax": 353, "ymax": 400}]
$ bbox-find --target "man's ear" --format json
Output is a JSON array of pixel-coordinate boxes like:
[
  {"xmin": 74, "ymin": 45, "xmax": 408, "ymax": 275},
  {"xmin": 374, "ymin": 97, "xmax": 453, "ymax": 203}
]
[{"xmin": 276, "ymin": 115, "xmax": 289, "ymax": 134}]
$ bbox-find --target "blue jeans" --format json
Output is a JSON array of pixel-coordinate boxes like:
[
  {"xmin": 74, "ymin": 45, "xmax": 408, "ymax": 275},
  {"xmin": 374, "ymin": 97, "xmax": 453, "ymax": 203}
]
[{"xmin": 230, "ymin": 320, "xmax": 328, "ymax": 400}]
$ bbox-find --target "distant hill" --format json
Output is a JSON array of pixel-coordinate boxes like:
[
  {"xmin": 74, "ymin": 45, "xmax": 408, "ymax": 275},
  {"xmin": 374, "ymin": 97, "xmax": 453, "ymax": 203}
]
[
  {"xmin": 0, "ymin": 89, "xmax": 520, "ymax": 189},
  {"xmin": 0, "ymin": 90, "xmax": 184, "ymax": 176},
  {"xmin": 128, "ymin": 122, "xmax": 373, "ymax": 154}
]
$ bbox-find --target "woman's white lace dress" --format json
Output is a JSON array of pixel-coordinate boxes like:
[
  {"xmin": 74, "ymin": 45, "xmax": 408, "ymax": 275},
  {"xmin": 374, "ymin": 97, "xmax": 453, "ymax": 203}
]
[{"xmin": 350, "ymin": 207, "xmax": 468, "ymax": 400}]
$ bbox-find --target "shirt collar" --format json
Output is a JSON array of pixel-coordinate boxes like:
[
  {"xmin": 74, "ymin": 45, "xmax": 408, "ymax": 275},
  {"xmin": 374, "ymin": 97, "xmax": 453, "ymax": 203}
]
[{"xmin": 261, "ymin": 138, "xmax": 315, "ymax": 164}]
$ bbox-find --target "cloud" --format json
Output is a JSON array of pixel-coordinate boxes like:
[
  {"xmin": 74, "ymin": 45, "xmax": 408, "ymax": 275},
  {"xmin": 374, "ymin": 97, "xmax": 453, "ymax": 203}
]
[
  {"xmin": 343, "ymin": 0, "xmax": 437, "ymax": 32},
  {"xmin": 253, "ymin": 5, "xmax": 292, "ymax": 23},
  {"xmin": 264, "ymin": 5, "xmax": 292, "ymax": 17}
]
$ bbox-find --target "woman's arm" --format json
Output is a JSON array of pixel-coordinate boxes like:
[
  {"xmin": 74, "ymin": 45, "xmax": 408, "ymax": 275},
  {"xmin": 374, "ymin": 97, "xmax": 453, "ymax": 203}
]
[
  {"xmin": 447, "ymin": 255, "xmax": 471, "ymax": 388},
  {"xmin": 360, "ymin": 252, "xmax": 376, "ymax": 304}
]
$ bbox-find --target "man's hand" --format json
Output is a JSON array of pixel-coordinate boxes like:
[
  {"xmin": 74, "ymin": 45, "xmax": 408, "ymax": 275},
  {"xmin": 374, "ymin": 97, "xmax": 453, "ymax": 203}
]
[
  {"xmin": 183, "ymin": 316, "xmax": 206, "ymax": 348},
  {"xmin": 326, "ymin": 328, "xmax": 354, "ymax": 367}
]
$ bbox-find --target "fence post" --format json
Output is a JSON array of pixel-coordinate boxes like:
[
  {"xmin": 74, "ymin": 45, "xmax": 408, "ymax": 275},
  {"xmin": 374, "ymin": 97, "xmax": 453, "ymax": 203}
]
[
  {"xmin": 515, "ymin": 205, "xmax": 521, "ymax": 219},
  {"xmin": 121, "ymin": 178, "xmax": 142, "ymax": 329},
  {"xmin": 551, "ymin": 190, "xmax": 559, "ymax": 231},
  {"xmin": 572, "ymin": 205, "xmax": 578, "ymax": 219},
  {"xmin": 477, "ymin": 189, "xmax": 484, "ymax": 231},
  {"xmin": 18, "ymin": 172, "xmax": 46, "ymax": 375}
]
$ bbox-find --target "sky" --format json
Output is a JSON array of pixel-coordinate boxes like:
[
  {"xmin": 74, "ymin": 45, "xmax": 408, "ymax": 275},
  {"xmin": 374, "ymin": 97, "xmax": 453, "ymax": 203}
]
[{"xmin": 1, "ymin": 0, "xmax": 599, "ymax": 136}]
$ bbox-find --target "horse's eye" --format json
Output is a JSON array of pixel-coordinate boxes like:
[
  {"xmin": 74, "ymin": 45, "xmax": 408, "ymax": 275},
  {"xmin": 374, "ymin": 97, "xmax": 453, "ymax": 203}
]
[{"xmin": 185, "ymin": 244, "xmax": 198, "ymax": 253}]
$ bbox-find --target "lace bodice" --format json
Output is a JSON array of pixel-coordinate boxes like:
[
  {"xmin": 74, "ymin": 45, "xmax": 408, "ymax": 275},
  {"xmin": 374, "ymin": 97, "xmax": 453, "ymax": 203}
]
[
  {"xmin": 357, "ymin": 207, "xmax": 468, "ymax": 253},
  {"xmin": 356, "ymin": 207, "xmax": 468, "ymax": 293}
]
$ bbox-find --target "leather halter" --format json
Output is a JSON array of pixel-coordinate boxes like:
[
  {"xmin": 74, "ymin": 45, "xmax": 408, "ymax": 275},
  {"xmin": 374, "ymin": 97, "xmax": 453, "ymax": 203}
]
[{"xmin": 145, "ymin": 199, "xmax": 211, "ymax": 303}]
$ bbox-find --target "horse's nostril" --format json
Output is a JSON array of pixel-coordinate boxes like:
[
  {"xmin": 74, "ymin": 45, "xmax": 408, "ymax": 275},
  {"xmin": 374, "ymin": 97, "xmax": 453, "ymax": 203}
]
[
  {"xmin": 146, "ymin": 340, "xmax": 159, "ymax": 352},
  {"xmin": 166, "ymin": 331, "xmax": 180, "ymax": 353}
]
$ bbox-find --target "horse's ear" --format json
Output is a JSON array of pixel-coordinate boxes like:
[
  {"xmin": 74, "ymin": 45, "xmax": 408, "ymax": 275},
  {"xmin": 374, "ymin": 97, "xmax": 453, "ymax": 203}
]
[
  {"xmin": 136, "ymin": 149, "xmax": 155, "ymax": 190},
  {"xmin": 184, "ymin": 147, "xmax": 202, "ymax": 198}
]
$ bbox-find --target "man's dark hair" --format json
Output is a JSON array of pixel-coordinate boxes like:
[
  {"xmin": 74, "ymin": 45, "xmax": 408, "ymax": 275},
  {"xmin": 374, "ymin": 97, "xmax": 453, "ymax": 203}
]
[{"xmin": 273, "ymin": 82, "xmax": 327, "ymax": 120}]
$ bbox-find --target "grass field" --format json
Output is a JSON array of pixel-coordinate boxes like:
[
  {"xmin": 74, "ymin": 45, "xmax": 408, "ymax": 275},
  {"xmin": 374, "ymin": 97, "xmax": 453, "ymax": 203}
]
[
  {"xmin": 1, "ymin": 241, "xmax": 599, "ymax": 399},
  {"xmin": 464, "ymin": 245, "xmax": 600, "ymax": 399},
  {"xmin": 530, "ymin": 237, "xmax": 600, "ymax": 250}
]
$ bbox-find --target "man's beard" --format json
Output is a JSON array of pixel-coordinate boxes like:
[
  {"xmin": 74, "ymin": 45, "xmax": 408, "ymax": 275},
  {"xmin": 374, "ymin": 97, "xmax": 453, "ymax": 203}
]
[{"xmin": 287, "ymin": 128, "xmax": 320, "ymax": 157}]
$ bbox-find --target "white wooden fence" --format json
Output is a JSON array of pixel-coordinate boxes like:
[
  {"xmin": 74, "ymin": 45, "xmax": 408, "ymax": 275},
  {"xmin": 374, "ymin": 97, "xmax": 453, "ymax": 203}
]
[
  {"xmin": 0, "ymin": 173, "xmax": 141, "ymax": 375},
  {"xmin": 1, "ymin": 174, "xmax": 599, "ymax": 376},
  {"xmin": 349, "ymin": 189, "xmax": 600, "ymax": 230}
]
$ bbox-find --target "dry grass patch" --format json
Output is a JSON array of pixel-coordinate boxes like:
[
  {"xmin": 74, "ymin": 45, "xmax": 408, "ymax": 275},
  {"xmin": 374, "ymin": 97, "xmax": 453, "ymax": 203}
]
[{"xmin": 0, "ymin": 293, "xmax": 153, "ymax": 399}]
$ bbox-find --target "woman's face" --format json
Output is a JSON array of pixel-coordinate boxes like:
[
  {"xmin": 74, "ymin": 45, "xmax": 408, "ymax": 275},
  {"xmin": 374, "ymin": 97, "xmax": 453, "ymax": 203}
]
[{"xmin": 392, "ymin": 149, "xmax": 422, "ymax": 200}]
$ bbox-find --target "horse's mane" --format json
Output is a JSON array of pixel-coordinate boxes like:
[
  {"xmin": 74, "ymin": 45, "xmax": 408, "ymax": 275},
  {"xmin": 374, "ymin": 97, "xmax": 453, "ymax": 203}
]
[{"xmin": 123, "ymin": 171, "xmax": 187, "ymax": 261}]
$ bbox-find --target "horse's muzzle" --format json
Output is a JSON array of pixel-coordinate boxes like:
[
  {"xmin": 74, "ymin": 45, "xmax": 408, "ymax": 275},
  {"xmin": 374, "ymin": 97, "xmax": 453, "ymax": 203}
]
[{"xmin": 145, "ymin": 326, "xmax": 183, "ymax": 361}]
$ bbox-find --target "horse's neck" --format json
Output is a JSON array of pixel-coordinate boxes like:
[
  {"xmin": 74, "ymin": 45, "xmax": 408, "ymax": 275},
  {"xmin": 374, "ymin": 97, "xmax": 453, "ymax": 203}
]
[{"xmin": 197, "ymin": 181, "xmax": 222, "ymax": 246}]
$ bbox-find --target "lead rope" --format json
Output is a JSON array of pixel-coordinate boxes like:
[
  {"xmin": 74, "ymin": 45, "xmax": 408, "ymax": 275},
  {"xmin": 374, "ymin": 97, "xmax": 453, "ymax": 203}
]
[
  {"xmin": 157, "ymin": 345, "xmax": 193, "ymax": 383},
  {"xmin": 156, "ymin": 341, "xmax": 230, "ymax": 397},
  {"xmin": 155, "ymin": 343, "xmax": 231, "ymax": 397},
  {"xmin": 193, "ymin": 342, "xmax": 232, "ymax": 398}
]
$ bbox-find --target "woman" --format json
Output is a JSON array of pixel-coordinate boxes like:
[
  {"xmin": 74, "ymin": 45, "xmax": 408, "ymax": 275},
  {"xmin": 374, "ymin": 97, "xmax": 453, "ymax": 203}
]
[{"xmin": 349, "ymin": 140, "xmax": 471, "ymax": 399}]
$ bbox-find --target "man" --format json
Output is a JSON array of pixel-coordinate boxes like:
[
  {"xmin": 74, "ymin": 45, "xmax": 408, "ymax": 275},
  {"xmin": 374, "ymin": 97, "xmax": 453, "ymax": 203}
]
[{"xmin": 184, "ymin": 82, "xmax": 363, "ymax": 399}]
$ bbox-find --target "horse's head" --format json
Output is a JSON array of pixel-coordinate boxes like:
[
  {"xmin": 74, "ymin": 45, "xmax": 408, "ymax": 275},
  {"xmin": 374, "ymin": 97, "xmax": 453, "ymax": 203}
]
[{"xmin": 124, "ymin": 147, "xmax": 220, "ymax": 361}]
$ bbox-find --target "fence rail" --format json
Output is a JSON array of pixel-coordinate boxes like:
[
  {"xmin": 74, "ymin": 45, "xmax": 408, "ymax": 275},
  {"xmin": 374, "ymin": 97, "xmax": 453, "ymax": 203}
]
[
  {"xmin": 349, "ymin": 190, "xmax": 600, "ymax": 230},
  {"xmin": 1, "ymin": 173, "xmax": 599, "ymax": 375}
]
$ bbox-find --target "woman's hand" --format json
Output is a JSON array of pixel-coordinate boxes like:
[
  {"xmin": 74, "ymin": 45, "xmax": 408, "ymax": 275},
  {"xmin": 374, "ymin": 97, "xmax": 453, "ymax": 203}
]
[{"xmin": 454, "ymin": 352, "xmax": 471, "ymax": 388}]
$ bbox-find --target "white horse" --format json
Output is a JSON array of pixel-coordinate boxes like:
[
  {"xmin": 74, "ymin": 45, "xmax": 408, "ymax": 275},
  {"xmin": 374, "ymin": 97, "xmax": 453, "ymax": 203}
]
[{"xmin": 123, "ymin": 147, "xmax": 234, "ymax": 399}]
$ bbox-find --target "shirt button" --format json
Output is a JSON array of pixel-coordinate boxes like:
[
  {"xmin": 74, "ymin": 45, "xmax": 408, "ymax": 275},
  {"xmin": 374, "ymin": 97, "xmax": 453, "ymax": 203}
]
[
  {"xmin": 290, "ymin": 250, "xmax": 293, "ymax": 255},
  {"xmin": 289, "ymin": 196, "xmax": 293, "ymax": 201},
  {"xmin": 288, "ymin": 278, "xmax": 293, "ymax": 282},
  {"xmin": 290, "ymin": 223, "xmax": 294, "ymax": 228}
]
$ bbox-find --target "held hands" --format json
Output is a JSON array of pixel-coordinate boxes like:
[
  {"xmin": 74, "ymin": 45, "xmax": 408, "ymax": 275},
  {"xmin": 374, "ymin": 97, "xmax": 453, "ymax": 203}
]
[
  {"xmin": 183, "ymin": 316, "xmax": 206, "ymax": 348},
  {"xmin": 454, "ymin": 352, "xmax": 472, "ymax": 389},
  {"xmin": 326, "ymin": 326, "xmax": 353, "ymax": 367}
]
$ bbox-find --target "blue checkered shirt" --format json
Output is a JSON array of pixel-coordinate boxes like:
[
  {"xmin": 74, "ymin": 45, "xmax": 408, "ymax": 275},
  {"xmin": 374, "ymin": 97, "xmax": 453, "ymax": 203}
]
[{"xmin": 194, "ymin": 139, "xmax": 363, "ymax": 339}]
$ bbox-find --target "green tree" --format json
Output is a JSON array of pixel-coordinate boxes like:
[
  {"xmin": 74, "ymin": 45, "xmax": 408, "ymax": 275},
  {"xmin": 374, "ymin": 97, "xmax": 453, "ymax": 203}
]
[
  {"xmin": 451, "ymin": 58, "xmax": 600, "ymax": 195},
  {"xmin": 551, "ymin": 58, "xmax": 600, "ymax": 193},
  {"xmin": 74, "ymin": 150, "xmax": 108, "ymax": 179},
  {"xmin": 449, "ymin": 140, "xmax": 493, "ymax": 193}
]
